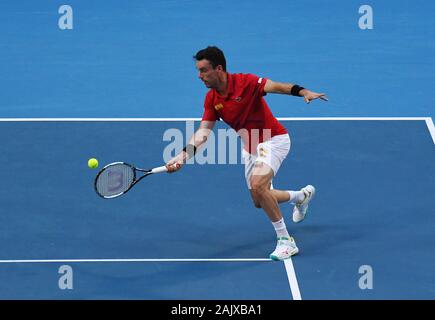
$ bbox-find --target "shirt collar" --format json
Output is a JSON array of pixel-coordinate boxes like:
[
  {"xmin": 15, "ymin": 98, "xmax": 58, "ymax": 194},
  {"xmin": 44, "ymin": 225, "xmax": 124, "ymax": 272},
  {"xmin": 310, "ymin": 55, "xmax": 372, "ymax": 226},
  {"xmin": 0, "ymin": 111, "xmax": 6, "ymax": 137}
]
[
  {"xmin": 215, "ymin": 73, "xmax": 234, "ymax": 99},
  {"xmin": 226, "ymin": 73, "xmax": 234, "ymax": 95}
]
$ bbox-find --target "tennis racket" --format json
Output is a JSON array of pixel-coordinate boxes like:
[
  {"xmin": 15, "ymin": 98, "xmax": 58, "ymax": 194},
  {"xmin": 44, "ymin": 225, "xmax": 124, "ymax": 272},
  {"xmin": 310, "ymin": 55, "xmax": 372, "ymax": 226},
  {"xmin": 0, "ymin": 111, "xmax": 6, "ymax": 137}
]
[{"xmin": 94, "ymin": 162, "xmax": 168, "ymax": 199}]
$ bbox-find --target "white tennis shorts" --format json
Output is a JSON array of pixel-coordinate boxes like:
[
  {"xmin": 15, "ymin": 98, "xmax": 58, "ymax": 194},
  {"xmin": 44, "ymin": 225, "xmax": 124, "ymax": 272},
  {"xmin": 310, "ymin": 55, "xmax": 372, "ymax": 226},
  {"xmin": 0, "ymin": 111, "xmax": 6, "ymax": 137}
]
[{"xmin": 242, "ymin": 134, "xmax": 291, "ymax": 189}]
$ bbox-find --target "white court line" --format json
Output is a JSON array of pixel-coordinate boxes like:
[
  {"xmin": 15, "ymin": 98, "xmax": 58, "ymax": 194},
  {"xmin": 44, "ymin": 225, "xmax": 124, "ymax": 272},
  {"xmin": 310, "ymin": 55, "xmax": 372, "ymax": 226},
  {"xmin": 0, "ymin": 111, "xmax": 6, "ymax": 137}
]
[
  {"xmin": 425, "ymin": 118, "xmax": 435, "ymax": 144},
  {"xmin": 1, "ymin": 117, "xmax": 433, "ymax": 143},
  {"xmin": 0, "ymin": 117, "xmax": 431, "ymax": 121},
  {"xmin": 0, "ymin": 258, "xmax": 270, "ymax": 263},
  {"xmin": 284, "ymin": 259, "xmax": 301, "ymax": 300},
  {"xmin": 0, "ymin": 257, "xmax": 299, "ymax": 299},
  {"xmin": 278, "ymin": 117, "xmax": 430, "ymax": 121},
  {"xmin": 1, "ymin": 117, "xmax": 432, "ymax": 144},
  {"xmin": 0, "ymin": 118, "xmax": 203, "ymax": 122}
]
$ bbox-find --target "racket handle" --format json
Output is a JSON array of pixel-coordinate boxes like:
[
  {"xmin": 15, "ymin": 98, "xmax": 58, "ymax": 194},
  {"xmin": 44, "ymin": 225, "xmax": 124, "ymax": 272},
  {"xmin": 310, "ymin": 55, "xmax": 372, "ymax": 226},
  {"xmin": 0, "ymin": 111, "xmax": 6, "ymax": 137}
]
[{"xmin": 151, "ymin": 166, "xmax": 168, "ymax": 174}]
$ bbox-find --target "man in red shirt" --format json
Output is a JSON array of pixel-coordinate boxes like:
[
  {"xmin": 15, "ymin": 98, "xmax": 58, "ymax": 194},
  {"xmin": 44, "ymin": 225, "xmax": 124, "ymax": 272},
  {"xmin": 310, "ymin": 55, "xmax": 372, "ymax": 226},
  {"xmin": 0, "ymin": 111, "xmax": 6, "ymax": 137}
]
[{"xmin": 166, "ymin": 46, "xmax": 327, "ymax": 260}]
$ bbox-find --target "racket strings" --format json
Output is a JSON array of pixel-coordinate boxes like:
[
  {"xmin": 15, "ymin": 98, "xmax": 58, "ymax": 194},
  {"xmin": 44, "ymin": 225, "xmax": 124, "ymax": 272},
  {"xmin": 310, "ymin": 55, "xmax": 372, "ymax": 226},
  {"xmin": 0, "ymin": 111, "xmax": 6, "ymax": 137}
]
[{"xmin": 95, "ymin": 163, "xmax": 135, "ymax": 198}]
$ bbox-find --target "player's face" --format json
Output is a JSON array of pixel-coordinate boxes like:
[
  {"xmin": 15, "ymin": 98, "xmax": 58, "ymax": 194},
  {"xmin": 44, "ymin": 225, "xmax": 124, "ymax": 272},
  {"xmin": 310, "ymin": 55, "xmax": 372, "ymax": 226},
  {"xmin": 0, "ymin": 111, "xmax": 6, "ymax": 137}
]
[{"xmin": 196, "ymin": 59, "xmax": 222, "ymax": 88}]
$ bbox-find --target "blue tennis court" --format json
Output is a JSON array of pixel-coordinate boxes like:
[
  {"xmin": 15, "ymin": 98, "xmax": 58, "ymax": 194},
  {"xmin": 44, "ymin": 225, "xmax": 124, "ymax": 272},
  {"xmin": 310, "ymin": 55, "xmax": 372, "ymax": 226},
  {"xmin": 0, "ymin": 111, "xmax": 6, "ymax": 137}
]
[
  {"xmin": 0, "ymin": 0, "xmax": 434, "ymax": 300},
  {"xmin": 0, "ymin": 119, "xmax": 433, "ymax": 299}
]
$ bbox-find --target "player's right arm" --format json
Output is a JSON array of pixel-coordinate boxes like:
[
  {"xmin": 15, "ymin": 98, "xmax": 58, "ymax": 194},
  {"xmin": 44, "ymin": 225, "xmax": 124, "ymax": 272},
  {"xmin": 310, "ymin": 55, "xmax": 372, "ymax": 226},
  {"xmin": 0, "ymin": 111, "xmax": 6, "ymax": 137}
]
[{"xmin": 166, "ymin": 120, "xmax": 215, "ymax": 173}]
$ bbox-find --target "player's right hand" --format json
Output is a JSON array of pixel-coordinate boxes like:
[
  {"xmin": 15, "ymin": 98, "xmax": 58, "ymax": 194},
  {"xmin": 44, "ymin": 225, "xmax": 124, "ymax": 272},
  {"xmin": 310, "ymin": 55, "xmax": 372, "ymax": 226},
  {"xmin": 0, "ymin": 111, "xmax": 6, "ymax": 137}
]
[{"xmin": 166, "ymin": 153, "xmax": 184, "ymax": 173}]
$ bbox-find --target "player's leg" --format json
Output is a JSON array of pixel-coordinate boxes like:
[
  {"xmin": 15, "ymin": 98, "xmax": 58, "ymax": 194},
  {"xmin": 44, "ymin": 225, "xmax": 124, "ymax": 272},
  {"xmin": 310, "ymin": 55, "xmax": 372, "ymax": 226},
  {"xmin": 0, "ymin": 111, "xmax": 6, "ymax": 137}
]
[
  {"xmin": 245, "ymin": 135, "xmax": 298, "ymax": 260},
  {"xmin": 249, "ymin": 162, "xmax": 281, "ymax": 221},
  {"xmin": 249, "ymin": 163, "xmax": 298, "ymax": 260},
  {"xmin": 263, "ymin": 180, "xmax": 307, "ymax": 204},
  {"xmin": 245, "ymin": 154, "xmax": 289, "ymax": 209},
  {"xmin": 267, "ymin": 183, "xmax": 315, "ymax": 222},
  {"xmin": 270, "ymin": 189, "xmax": 290, "ymax": 203},
  {"xmin": 259, "ymin": 134, "xmax": 316, "ymax": 222},
  {"xmin": 269, "ymin": 188, "xmax": 306, "ymax": 204},
  {"xmin": 245, "ymin": 135, "xmax": 291, "ymax": 214}
]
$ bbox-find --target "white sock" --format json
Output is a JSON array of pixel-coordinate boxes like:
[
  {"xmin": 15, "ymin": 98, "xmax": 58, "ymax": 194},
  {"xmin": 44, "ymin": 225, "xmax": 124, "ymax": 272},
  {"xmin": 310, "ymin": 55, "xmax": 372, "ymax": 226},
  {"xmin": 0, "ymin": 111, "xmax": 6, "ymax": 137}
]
[
  {"xmin": 288, "ymin": 190, "xmax": 305, "ymax": 204},
  {"xmin": 272, "ymin": 218, "xmax": 290, "ymax": 239}
]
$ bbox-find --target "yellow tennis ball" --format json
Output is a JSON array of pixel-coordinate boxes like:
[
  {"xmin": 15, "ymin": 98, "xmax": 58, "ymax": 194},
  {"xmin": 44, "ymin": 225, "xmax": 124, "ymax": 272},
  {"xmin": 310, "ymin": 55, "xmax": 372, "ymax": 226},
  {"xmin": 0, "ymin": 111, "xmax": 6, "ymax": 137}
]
[{"xmin": 88, "ymin": 158, "xmax": 99, "ymax": 169}]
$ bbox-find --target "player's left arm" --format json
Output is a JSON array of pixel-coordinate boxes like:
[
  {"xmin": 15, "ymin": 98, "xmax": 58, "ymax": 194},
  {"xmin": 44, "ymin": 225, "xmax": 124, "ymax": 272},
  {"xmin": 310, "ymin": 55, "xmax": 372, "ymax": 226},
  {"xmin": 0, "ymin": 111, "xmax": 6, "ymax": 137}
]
[{"xmin": 264, "ymin": 79, "xmax": 328, "ymax": 104}]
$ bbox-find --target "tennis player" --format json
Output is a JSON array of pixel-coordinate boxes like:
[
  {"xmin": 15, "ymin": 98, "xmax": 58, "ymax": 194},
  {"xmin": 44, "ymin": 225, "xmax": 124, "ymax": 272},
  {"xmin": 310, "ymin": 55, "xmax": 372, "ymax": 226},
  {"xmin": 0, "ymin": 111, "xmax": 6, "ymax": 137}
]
[{"xmin": 166, "ymin": 46, "xmax": 327, "ymax": 260}]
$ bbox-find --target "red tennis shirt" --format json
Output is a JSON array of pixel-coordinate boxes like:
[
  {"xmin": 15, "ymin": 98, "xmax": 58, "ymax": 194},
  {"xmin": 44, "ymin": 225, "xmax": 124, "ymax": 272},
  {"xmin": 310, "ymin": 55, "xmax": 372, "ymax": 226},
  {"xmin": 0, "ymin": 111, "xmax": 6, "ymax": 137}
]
[{"xmin": 201, "ymin": 73, "xmax": 287, "ymax": 154}]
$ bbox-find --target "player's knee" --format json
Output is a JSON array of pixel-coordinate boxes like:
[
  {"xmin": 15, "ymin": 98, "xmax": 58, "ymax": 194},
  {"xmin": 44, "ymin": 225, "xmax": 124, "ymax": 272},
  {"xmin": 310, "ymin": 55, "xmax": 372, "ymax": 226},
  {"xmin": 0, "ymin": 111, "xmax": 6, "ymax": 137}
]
[
  {"xmin": 250, "ymin": 174, "xmax": 270, "ymax": 209},
  {"xmin": 250, "ymin": 178, "xmax": 267, "ymax": 193},
  {"xmin": 250, "ymin": 180, "xmax": 267, "ymax": 207},
  {"xmin": 250, "ymin": 193, "xmax": 262, "ymax": 208},
  {"xmin": 253, "ymin": 201, "xmax": 262, "ymax": 209},
  {"xmin": 249, "ymin": 190, "xmax": 262, "ymax": 208}
]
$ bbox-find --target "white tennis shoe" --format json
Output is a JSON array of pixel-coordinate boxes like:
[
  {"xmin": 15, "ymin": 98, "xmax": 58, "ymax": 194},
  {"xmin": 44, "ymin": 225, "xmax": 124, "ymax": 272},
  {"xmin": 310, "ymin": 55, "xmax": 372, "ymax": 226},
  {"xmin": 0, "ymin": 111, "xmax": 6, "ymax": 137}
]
[
  {"xmin": 270, "ymin": 236, "xmax": 299, "ymax": 261},
  {"xmin": 292, "ymin": 185, "xmax": 316, "ymax": 223}
]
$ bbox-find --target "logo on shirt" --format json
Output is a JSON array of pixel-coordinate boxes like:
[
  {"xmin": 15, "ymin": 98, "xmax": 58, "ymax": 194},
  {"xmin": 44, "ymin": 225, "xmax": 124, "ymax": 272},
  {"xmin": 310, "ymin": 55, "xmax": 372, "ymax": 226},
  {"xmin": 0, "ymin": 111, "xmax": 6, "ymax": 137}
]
[{"xmin": 214, "ymin": 103, "xmax": 224, "ymax": 111}]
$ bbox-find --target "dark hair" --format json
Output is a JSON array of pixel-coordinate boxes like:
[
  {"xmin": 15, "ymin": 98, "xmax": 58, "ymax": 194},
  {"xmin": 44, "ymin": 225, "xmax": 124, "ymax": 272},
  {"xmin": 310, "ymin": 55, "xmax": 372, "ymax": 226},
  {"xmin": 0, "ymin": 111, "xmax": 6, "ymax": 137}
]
[{"xmin": 194, "ymin": 46, "xmax": 226, "ymax": 71}]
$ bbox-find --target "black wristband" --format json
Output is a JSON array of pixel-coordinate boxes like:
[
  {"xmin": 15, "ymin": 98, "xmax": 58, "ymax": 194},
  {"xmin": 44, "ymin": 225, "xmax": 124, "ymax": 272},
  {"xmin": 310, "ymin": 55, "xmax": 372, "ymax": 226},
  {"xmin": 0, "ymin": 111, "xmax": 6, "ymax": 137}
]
[
  {"xmin": 182, "ymin": 144, "xmax": 197, "ymax": 158},
  {"xmin": 290, "ymin": 85, "xmax": 305, "ymax": 96}
]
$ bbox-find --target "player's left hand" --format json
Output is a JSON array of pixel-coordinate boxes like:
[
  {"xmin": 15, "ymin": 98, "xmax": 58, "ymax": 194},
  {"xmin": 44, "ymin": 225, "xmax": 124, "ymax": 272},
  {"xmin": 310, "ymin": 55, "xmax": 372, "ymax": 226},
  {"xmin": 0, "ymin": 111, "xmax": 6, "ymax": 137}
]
[{"xmin": 300, "ymin": 89, "xmax": 328, "ymax": 104}]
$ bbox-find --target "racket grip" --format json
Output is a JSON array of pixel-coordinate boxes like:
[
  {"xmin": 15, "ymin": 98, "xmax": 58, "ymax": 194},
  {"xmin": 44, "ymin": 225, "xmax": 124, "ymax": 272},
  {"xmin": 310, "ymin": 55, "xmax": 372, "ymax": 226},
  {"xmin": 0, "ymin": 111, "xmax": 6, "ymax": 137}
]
[{"xmin": 151, "ymin": 166, "xmax": 168, "ymax": 174}]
